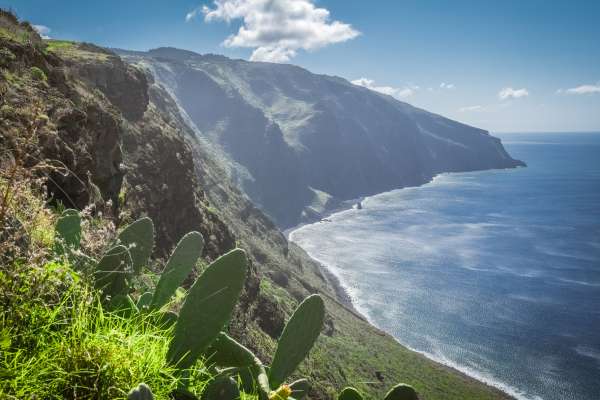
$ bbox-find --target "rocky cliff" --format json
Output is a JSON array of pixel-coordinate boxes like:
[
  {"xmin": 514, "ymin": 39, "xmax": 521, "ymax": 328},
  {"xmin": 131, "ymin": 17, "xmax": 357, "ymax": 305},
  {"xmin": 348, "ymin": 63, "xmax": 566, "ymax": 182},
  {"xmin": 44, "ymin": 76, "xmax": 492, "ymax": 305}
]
[
  {"xmin": 117, "ymin": 47, "xmax": 524, "ymax": 228},
  {"xmin": 1, "ymin": 14, "xmax": 514, "ymax": 399}
]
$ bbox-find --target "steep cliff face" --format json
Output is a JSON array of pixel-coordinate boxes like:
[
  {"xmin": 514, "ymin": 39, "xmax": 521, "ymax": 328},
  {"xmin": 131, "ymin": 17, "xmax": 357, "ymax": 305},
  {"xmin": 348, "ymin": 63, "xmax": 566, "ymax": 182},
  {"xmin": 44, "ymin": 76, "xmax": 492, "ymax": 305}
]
[
  {"xmin": 1, "ymin": 24, "xmax": 514, "ymax": 399},
  {"xmin": 118, "ymin": 47, "xmax": 524, "ymax": 228},
  {"xmin": 0, "ymin": 37, "xmax": 236, "ymax": 259}
]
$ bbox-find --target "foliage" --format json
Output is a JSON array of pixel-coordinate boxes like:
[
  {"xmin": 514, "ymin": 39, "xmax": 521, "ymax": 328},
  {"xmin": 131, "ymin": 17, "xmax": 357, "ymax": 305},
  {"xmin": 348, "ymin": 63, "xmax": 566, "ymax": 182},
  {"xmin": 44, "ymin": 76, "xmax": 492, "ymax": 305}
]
[
  {"xmin": 201, "ymin": 295, "xmax": 326, "ymax": 400},
  {"xmin": 151, "ymin": 231, "xmax": 203, "ymax": 310},
  {"xmin": 0, "ymin": 261, "xmax": 207, "ymax": 399},
  {"xmin": 0, "ymin": 167, "xmax": 426, "ymax": 400},
  {"xmin": 336, "ymin": 383, "xmax": 418, "ymax": 400},
  {"xmin": 29, "ymin": 66, "xmax": 47, "ymax": 82},
  {"xmin": 269, "ymin": 294, "xmax": 325, "ymax": 388},
  {"xmin": 128, "ymin": 383, "xmax": 155, "ymax": 400},
  {"xmin": 44, "ymin": 39, "xmax": 75, "ymax": 53},
  {"xmin": 116, "ymin": 217, "xmax": 154, "ymax": 274},
  {"xmin": 167, "ymin": 248, "xmax": 247, "ymax": 370}
]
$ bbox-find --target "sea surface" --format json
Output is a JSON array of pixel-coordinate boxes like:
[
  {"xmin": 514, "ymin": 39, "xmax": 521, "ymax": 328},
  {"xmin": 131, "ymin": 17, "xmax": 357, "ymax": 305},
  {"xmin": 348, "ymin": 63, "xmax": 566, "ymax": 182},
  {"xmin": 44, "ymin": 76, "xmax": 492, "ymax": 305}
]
[{"xmin": 289, "ymin": 132, "xmax": 600, "ymax": 400}]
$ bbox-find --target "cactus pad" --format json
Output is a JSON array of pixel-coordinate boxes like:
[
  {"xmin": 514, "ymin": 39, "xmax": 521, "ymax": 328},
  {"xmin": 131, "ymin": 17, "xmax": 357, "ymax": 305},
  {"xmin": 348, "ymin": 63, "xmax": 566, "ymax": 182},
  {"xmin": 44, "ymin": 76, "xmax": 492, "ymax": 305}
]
[
  {"xmin": 338, "ymin": 387, "xmax": 363, "ymax": 400},
  {"xmin": 117, "ymin": 217, "xmax": 154, "ymax": 274},
  {"xmin": 94, "ymin": 245, "xmax": 132, "ymax": 297},
  {"xmin": 268, "ymin": 294, "xmax": 325, "ymax": 388},
  {"xmin": 128, "ymin": 383, "xmax": 154, "ymax": 400},
  {"xmin": 167, "ymin": 248, "xmax": 247, "ymax": 370},
  {"xmin": 383, "ymin": 384, "xmax": 418, "ymax": 400},
  {"xmin": 151, "ymin": 231, "xmax": 204, "ymax": 310},
  {"xmin": 201, "ymin": 375, "xmax": 240, "ymax": 400},
  {"xmin": 54, "ymin": 209, "xmax": 81, "ymax": 255}
]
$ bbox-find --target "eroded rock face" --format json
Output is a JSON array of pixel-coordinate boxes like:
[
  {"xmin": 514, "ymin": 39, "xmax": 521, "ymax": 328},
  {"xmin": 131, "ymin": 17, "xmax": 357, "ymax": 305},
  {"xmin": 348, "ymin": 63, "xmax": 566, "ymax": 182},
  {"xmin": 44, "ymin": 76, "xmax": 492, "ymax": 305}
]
[
  {"xmin": 0, "ymin": 39, "xmax": 234, "ymax": 261},
  {"xmin": 70, "ymin": 44, "xmax": 149, "ymax": 121},
  {"xmin": 0, "ymin": 40, "xmax": 126, "ymax": 211},
  {"xmin": 120, "ymin": 83, "xmax": 237, "ymax": 259}
]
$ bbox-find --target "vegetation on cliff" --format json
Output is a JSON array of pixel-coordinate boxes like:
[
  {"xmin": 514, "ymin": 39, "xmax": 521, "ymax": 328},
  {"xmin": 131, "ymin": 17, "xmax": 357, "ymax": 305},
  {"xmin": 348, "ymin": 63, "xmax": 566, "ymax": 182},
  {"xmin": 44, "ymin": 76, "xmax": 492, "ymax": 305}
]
[{"xmin": 1, "ymin": 10, "xmax": 514, "ymax": 400}]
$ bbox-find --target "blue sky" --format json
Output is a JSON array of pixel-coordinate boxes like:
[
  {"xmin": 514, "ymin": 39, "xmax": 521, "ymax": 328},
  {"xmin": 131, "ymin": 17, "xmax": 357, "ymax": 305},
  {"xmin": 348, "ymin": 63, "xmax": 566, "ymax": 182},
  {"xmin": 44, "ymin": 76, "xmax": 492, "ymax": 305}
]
[{"xmin": 3, "ymin": 0, "xmax": 599, "ymax": 132}]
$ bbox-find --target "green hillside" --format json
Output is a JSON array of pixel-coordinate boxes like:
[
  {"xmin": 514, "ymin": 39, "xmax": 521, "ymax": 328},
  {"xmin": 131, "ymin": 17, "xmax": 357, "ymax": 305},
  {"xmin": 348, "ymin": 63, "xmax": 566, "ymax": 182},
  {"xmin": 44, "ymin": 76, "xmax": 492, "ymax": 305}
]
[{"xmin": 0, "ymin": 10, "xmax": 513, "ymax": 400}]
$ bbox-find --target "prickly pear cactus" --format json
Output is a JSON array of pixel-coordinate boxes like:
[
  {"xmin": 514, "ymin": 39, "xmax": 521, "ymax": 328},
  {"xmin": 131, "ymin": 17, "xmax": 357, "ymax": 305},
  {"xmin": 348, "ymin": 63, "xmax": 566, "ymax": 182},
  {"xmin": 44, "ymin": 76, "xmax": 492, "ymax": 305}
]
[
  {"xmin": 94, "ymin": 245, "xmax": 132, "ymax": 297},
  {"xmin": 383, "ymin": 384, "xmax": 418, "ymax": 400},
  {"xmin": 54, "ymin": 209, "xmax": 81, "ymax": 255},
  {"xmin": 289, "ymin": 379, "xmax": 310, "ymax": 400},
  {"xmin": 203, "ymin": 332, "xmax": 271, "ymax": 397},
  {"xmin": 136, "ymin": 291, "xmax": 153, "ymax": 311},
  {"xmin": 201, "ymin": 375, "xmax": 240, "ymax": 400},
  {"xmin": 151, "ymin": 231, "xmax": 204, "ymax": 310},
  {"xmin": 117, "ymin": 217, "xmax": 154, "ymax": 275},
  {"xmin": 159, "ymin": 310, "xmax": 179, "ymax": 328},
  {"xmin": 128, "ymin": 383, "xmax": 154, "ymax": 400},
  {"xmin": 205, "ymin": 332, "xmax": 256, "ymax": 367},
  {"xmin": 268, "ymin": 294, "xmax": 325, "ymax": 388},
  {"xmin": 338, "ymin": 387, "xmax": 363, "ymax": 400},
  {"xmin": 167, "ymin": 248, "xmax": 247, "ymax": 370}
]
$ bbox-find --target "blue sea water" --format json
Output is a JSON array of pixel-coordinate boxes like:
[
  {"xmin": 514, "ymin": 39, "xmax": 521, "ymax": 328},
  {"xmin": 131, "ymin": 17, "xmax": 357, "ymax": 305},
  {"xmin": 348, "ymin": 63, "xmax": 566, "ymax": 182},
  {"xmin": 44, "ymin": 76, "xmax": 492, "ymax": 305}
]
[{"xmin": 289, "ymin": 132, "xmax": 600, "ymax": 400}]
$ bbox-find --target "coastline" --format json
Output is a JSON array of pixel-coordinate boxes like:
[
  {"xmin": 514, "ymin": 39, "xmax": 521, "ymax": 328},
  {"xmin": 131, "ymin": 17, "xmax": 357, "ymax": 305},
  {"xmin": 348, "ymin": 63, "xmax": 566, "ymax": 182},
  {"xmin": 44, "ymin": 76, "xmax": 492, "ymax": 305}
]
[{"xmin": 288, "ymin": 171, "xmax": 527, "ymax": 400}]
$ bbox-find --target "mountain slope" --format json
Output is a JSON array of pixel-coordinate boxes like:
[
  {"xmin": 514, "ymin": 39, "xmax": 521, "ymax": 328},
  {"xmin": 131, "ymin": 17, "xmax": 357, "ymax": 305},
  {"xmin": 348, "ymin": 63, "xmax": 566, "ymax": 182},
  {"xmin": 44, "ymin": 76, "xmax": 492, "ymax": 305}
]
[
  {"xmin": 118, "ymin": 47, "xmax": 524, "ymax": 228},
  {"xmin": 1, "ymin": 13, "xmax": 513, "ymax": 399}
]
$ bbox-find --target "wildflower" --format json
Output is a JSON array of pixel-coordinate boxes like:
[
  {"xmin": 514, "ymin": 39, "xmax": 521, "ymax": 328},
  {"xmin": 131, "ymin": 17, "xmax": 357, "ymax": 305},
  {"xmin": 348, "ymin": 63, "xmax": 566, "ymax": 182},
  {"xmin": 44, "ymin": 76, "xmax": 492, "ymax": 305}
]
[{"xmin": 269, "ymin": 384, "xmax": 292, "ymax": 400}]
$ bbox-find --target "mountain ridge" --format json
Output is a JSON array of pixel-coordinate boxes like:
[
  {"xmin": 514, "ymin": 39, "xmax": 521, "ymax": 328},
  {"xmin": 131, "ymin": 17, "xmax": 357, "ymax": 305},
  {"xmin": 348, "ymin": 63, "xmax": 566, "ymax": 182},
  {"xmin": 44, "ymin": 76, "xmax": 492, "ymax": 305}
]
[
  {"xmin": 116, "ymin": 46, "xmax": 525, "ymax": 228},
  {"xmin": 0, "ymin": 12, "xmax": 515, "ymax": 398}
]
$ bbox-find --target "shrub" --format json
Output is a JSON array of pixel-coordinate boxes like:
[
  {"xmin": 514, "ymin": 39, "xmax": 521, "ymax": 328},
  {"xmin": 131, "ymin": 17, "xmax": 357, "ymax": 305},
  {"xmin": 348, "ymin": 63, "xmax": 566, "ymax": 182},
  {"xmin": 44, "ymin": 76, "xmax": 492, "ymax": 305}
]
[
  {"xmin": 29, "ymin": 66, "xmax": 46, "ymax": 81},
  {"xmin": 0, "ymin": 47, "xmax": 15, "ymax": 66}
]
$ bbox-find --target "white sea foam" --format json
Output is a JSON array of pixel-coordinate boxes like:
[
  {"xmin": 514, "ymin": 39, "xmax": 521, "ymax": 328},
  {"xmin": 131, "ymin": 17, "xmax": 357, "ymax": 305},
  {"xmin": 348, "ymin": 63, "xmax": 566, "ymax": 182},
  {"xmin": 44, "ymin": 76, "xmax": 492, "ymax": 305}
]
[
  {"xmin": 289, "ymin": 144, "xmax": 600, "ymax": 400},
  {"xmin": 291, "ymin": 229, "xmax": 544, "ymax": 400},
  {"xmin": 575, "ymin": 346, "xmax": 600, "ymax": 365}
]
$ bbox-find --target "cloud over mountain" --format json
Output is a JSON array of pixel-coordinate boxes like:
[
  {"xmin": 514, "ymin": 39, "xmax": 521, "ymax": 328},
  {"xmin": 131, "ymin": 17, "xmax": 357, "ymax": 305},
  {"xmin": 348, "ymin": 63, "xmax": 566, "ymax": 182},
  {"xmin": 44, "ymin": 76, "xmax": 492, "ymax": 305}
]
[
  {"xmin": 32, "ymin": 24, "xmax": 51, "ymax": 39},
  {"xmin": 459, "ymin": 105, "xmax": 483, "ymax": 112},
  {"xmin": 498, "ymin": 87, "xmax": 529, "ymax": 100},
  {"xmin": 352, "ymin": 78, "xmax": 415, "ymax": 98},
  {"xmin": 195, "ymin": 0, "xmax": 360, "ymax": 62}
]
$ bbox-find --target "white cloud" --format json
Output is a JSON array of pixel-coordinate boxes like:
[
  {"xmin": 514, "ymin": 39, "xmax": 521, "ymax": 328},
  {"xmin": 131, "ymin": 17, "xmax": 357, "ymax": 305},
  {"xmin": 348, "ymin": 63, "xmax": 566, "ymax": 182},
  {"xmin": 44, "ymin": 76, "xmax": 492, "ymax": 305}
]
[
  {"xmin": 564, "ymin": 83, "xmax": 600, "ymax": 95},
  {"xmin": 197, "ymin": 0, "xmax": 360, "ymax": 62},
  {"xmin": 498, "ymin": 87, "xmax": 529, "ymax": 100},
  {"xmin": 396, "ymin": 87, "xmax": 415, "ymax": 98},
  {"xmin": 186, "ymin": 7, "xmax": 202, "ymax": 22},
  {"xmin": 351, "ymin": 78, "xmax": 416, "ymax": 99},
  {"xmin": 459, "ymin": 105, "xmax": 483, "ymax": 112},
  {"xmin": 440, "ymin": 82, "xmax": 455, "ymax": 89},
  {"xmin": 33, "ymin": 24, "xmax": 51, "ymax": 39}
]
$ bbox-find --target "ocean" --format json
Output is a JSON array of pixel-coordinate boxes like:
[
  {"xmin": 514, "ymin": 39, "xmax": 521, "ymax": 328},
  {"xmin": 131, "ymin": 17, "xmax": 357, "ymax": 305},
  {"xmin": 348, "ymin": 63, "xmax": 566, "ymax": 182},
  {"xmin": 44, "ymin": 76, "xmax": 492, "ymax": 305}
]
[{"xmin": 289, "ymin": 132, "xmax": 600, "ymax": 400}]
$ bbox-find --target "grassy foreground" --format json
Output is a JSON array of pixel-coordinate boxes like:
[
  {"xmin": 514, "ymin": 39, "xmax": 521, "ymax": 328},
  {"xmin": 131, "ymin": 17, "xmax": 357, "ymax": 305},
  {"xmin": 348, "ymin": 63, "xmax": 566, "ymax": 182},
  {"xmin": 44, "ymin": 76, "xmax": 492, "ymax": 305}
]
[{"xmin": 0, "ymin": 179, "xmax": 212, "ymax": 398}]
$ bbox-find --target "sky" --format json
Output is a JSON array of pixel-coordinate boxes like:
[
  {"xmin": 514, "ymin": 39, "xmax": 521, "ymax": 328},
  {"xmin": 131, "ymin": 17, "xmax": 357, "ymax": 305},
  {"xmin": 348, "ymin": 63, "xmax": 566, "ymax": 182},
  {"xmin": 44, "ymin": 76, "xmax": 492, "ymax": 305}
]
[{"xmin": 2, "ymin": 0, "xmax": 599, "ymax": 132}]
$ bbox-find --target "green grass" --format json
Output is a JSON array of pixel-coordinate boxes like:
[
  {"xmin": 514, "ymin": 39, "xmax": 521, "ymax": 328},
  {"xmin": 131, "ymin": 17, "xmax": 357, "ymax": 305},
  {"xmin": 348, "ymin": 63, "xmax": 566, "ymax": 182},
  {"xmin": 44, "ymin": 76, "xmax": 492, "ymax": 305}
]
[
  {"xmin": 29, "ymin": 66, "xmax": 47, "ymax": 82},
  {"xmin": 42, "ymin": 39, "xmax": 110, "ymax": 62},
  {"xmin": 0, "ymin": 260, "xmax": 215, "ymax": 399},
  {"xmin": 44, "ymin": 39, "xmax": 75, "ymax": 53},
  {"xmin": 0, "ymin": 27, "xmax": 31, "ymax": 44}
]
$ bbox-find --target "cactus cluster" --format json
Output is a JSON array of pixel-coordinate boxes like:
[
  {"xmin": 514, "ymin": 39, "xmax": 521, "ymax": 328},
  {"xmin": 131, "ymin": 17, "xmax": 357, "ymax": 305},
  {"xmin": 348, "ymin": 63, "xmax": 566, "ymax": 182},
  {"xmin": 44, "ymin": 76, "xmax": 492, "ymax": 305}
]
[
  {"xmin": 338, "ymin": 384, "xmax": 419, "ymax": 400},
  {"xmin": 54, "ymin": 211, "xmax": 420, "ymax": 400},
  {"xmin": 200, "ymin": 294, "xmax": 325, "ymax": 400}
]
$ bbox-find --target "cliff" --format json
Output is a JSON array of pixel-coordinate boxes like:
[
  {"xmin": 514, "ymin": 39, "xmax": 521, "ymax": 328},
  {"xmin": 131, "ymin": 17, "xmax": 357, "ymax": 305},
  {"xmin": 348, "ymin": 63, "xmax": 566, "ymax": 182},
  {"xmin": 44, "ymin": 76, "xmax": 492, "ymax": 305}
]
[
  {"xmin": 117, "ymin": 47, "xmax": 524, "ymax": 228},
  {"xmin": 1, "ymin": 13, "xmax": 514, "ymax": 399}
]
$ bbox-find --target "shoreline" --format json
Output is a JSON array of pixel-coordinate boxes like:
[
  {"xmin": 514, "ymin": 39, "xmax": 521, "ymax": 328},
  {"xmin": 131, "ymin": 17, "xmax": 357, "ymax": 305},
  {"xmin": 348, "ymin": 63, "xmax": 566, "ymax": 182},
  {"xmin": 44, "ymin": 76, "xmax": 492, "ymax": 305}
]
[{"xmin": 288, "ymin": 170, "xmax": 529, "ymax": 400}]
